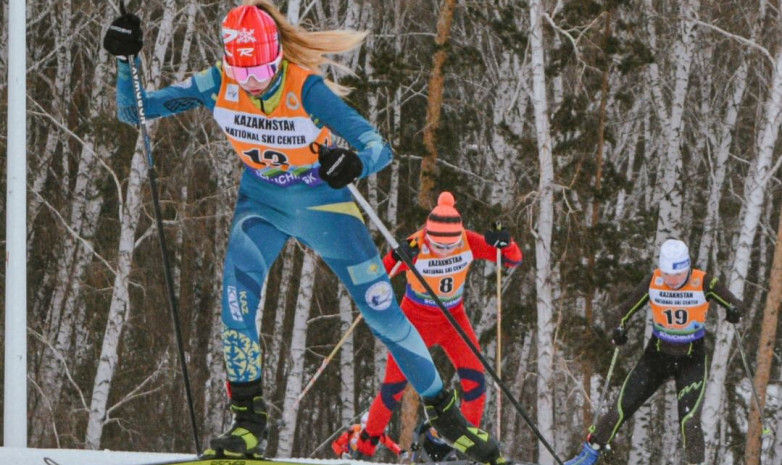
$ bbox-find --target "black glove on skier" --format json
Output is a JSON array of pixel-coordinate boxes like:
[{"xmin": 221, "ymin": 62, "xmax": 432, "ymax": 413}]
[
  {"xmin": 392, "ymin": 239, "xmax": 420, "ymax": 262},
  {"xmin": 611, "ymin": 326, "xmax": 627, "ymax": 346},
  {"xmin": 317, "ymin": 145, "xmax": 363, "ymax": 189},
  {"xmin": 725, "ymin": 305, "xmax": 741, "ymax": 324},
  {"xmin": 103, "ymin": 12, "xmax": 143, "ymax": 57},
  {"xmin": 484, "ymin": 227, "xmax": 511, "ymax": 248}
]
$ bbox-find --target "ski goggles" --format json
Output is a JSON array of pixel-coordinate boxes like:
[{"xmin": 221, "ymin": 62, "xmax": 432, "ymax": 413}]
[
  {"xmin": 426, "ymin": 235, "xmax": 462, "ymax": 251},
  {"xmin": 223, "ymin": 54, "xmax": 282, "ymax": 85}
]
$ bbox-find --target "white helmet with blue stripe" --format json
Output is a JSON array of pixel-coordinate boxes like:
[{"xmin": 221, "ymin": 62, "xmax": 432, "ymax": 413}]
[{"xmin": 659, "ymin": 239, "xmax": 690, "ymax": 274}]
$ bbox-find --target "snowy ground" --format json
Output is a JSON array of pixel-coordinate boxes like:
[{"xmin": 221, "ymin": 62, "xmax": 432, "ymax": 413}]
[{"xmin": 0, "ymin": 447, "xmax": 358, "ymax": 465}]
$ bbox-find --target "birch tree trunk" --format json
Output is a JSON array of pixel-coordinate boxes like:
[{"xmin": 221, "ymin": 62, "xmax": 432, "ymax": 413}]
[
  {"xmin": 30, "ymin": 10, "xmax": 111, "ymax": 444},
  {"xmin": 703, "ymin": 44, "xmax": 782, "ymax": 462},
  {"xmin": 267, "ymin": 242, "xmax": 297, "ymax": 397},
  {"xmin": 203, "ymin": 146, "xmax": 239, "ymax": 441},
  {"xmin": 652, "ymin": 0, "xmax": 699, "ymax": 241},
  {"xmin": 528, "ymin": 1, "xmax": 556, "ymax": 463},
  {"xmin": 85, "ymin": 0, "xmax": 177, "ymax": 447},
  {"xmin": 28, "ymin": 1, "xmax": 73, "ymax": 236},
  {"xmin": 337, "ymin": 284, "xmax": 357, "ymax": 427},
  {"xmin": 505, "ymin": 331, "xmax": 533, "ymax": 450},
  {"xmin": 85, "ymin": 142, "xmax": 149, "ymax": 449},
  {"xmin": 696, "ymin": 59, "xmax": 747, "ymax": 267},
  {"xmin": 772, "ymin": 381, "xmax": 782, "ymax": 465},
  {"xmin": 277, "ymin": 249, "xmax": 317, "ymax": 456}
]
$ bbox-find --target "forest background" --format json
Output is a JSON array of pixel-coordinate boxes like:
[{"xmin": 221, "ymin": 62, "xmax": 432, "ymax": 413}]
[{"xmin": 1, "ymin": 0, "xmax": 781, "ymax": 465}]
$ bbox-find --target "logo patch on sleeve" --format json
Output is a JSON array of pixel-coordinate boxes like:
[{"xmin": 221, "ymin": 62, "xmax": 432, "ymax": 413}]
[{"xmin": 365, "ymin": 281, "xmax": 393, "ymax": 311}]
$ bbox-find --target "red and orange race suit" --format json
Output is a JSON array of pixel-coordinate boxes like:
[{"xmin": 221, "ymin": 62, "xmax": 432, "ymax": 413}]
[
  {"xmin": 362, "ymin": 229, "xmax": 522, "ymax": 438},
  {"xmin": 331, "ymin": 424, "xmax": 401, "ymax": 457}
]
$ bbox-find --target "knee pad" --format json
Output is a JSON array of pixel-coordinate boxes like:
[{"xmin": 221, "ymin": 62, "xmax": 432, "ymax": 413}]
[
  {"xmin": 380, "ymin": 381, "xmax": 407, "ymax": 410},
  {"xmin": 457, "ymin": 368, "xmax": 485, "ymax": 401}
]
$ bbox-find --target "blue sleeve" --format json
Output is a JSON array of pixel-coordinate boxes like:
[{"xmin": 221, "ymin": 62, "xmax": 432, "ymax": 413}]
[
  {"xmin": 301, "ymin": 75, "xmax": 392, "ymax": 178},
  {"xmin": 115, "ymin": 58, "xmax": 223, "ymax": 124}
]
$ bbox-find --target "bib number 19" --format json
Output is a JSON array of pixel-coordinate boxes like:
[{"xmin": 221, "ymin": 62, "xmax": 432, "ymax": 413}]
[{"xmin": 663, "ymin": 308, "xmax": 688, "ymax": 325}]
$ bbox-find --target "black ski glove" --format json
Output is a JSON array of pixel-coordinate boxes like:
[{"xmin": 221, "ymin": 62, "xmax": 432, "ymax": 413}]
[
  {"xmin": 317, "ymin": 145, "xmax": 363, "ymax": 189},
  {"xmin": 611, "ymin": 327, "xmax": 627, "ymax": 346},
  {"xmin": 725, "ymin": 305, "xmax": 741, "ymax": 324},
  {"xmin": 103, "ymin": 12, "xmax": 143, "ymax": 57},
  {"xmin": 484, "ymin": 226, "xmax": 511, "ymax": 248},
  {"xmin": 392, "ymin": 239, "xmax": 420, "ymax": 261}
]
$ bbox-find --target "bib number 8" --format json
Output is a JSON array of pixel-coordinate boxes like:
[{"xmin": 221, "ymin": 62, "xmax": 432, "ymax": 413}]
[{"xmin": 439, "ymin": 277, "xmax": 454, "ymax": 293}]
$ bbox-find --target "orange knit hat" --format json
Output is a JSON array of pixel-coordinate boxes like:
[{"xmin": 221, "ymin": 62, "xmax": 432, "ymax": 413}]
[{"xmin": 425, "ymin": 192, "xmax": 463, "ymax": 244}]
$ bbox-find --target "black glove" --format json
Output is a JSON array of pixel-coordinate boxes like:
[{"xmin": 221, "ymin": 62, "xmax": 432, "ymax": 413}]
[
  {"xmin": 611, "ymin": 327, "xmax": 627, "ymax": 346},
  {"xmin": 725, "ymin": 305, "xmax": 741, "ymax": 324},
  {"xmin": 317, "ymin": 145, "xmax": 363, "ymax": 189},
  {"xmin": 392, "ymin": 239, "xmax": 420, "ymax": 261},
  {"xmin": 103, "ymin": 13, "xmax": 143, "ymax": 57},
  {"xmin": 484, "ymin": 227, "xmax": 511, "ymax": 248}
]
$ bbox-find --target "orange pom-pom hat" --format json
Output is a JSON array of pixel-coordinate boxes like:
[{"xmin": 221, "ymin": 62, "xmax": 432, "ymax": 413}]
[{"xmin": 425, "ymin": 192, "xmax": 463, "ymax": 245}]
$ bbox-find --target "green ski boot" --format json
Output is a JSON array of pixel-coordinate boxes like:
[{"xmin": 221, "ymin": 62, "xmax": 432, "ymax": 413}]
[
  {"xmin": 206, "ymin": 380, "xmax": 268, "ymax": 458},
  {"xmin": 423, "ymin": 389, "xmax": 506, "ymax": 465}
]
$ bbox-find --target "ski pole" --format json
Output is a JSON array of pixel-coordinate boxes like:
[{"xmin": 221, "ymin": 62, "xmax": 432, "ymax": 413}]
[
  {"xmin": 734, "ymin": 325, "xmax": 773, "ymax": 436},
  {"xmin": 346, "ymin": 183, "xmax": 564, "ymax": 465},
  {"xmin": 494, "ymin": 221, "xmax": 503, "ymax": 440},
  {"xmin": 293, "ymin": 262, "xmax": 403, "ymax": 410},
  {"xmin": 588, "ymin": 347, "xmax": 619, "ymax": 433},
  {"xmin": 123, "ymin": 0, "xmax": 200, "ymax": 454}
]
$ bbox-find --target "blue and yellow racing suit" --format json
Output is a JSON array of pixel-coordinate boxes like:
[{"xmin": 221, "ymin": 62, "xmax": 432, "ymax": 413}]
[{"xmin": 113, "ymin": 58, "xmax": 443, "ymax": 396}]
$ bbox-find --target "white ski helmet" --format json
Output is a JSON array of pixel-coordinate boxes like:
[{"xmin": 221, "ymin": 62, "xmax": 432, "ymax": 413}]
[{"xmin": 658, "ymin": 239, "xmax": 690, "ymax": 274}]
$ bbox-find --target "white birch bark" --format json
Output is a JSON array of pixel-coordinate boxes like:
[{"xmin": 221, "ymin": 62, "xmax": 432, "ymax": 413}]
[
  {"xmin": 355, "ymin": 7, "xmax": 386, "ymax": 387},
  {"xmin": 612, "ymin": 98, "xmax": 643, "ymax": 223},
  {"xmin": 174, "ymin": 0, "xmax": 198, "ymax": 81},
  {"xmin": 28, "ymin": 1, "xmax": 73, "ymax": 236},
  {"xmin": 85, "ymin": 143, "xmax": 148, "ymax": 449},
  {"xmin": 696, "ymin": 59, "xmax": 748, "ymax": 267},
  {"xmin": 387, "ymin": 0, "xmax": 402, "ymax": 227},
  {"xmin": 626, "ymin": 398, "xmax": 654, "ymax": 464},
  {"xmin": 277, "ymin": 249, "xmax": 317, "ymax": 456},
  {"xmin": 528, "ymin": 1, "xmax": 556, "ymax": 463},
  {"xmin": 338, "ymin": 284, "xmax": 357, "ymax": 426},
  {"xmin": 85, "ymin": 0, "xmax": 177, "ymax": 447},
  {"xmin": 662, "ymin": 383, "xmax": 682, "ymax": 464},
  {"xmin": 203, "ymin": 144, "xmax": 239, "ymax": 440},
  {"xmin": 505, "ymin": 331, "xmax": 533, "ymax": 450},
  {"xmin": 491, "ymin": 56, "xmax": 528, "ymax": 209},
  {"xmin": 652, "ymin": 0, "xmax": 699, "ymax": 241},
  {"xmin": 703, "ymin": 44, "xmax": 782, "ymax": 462},
  {"xmin": 773, "ymin": 373, "xmax": 782, "ymax": 465},
  {"xmin": 30, "ymin": 9, "xmax": 111, "ymax": 443},
  {"xmin": 0, "ymin": 0, "xmax": 6, "ymax": 96},
  {"xmin": 266, "ymin": 242, "xmax": 297, "ymax": 397}
]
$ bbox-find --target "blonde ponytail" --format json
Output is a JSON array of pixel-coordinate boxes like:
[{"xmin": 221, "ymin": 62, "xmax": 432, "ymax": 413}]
[{"xmin": 242, "ymin": 0, "xmax": 367, "ymax": 96}]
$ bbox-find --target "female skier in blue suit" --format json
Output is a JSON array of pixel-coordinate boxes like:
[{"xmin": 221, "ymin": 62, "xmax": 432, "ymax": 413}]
[{"xmin": 102, "ymin": 1, "xmax": 506, "ymax": 463}]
